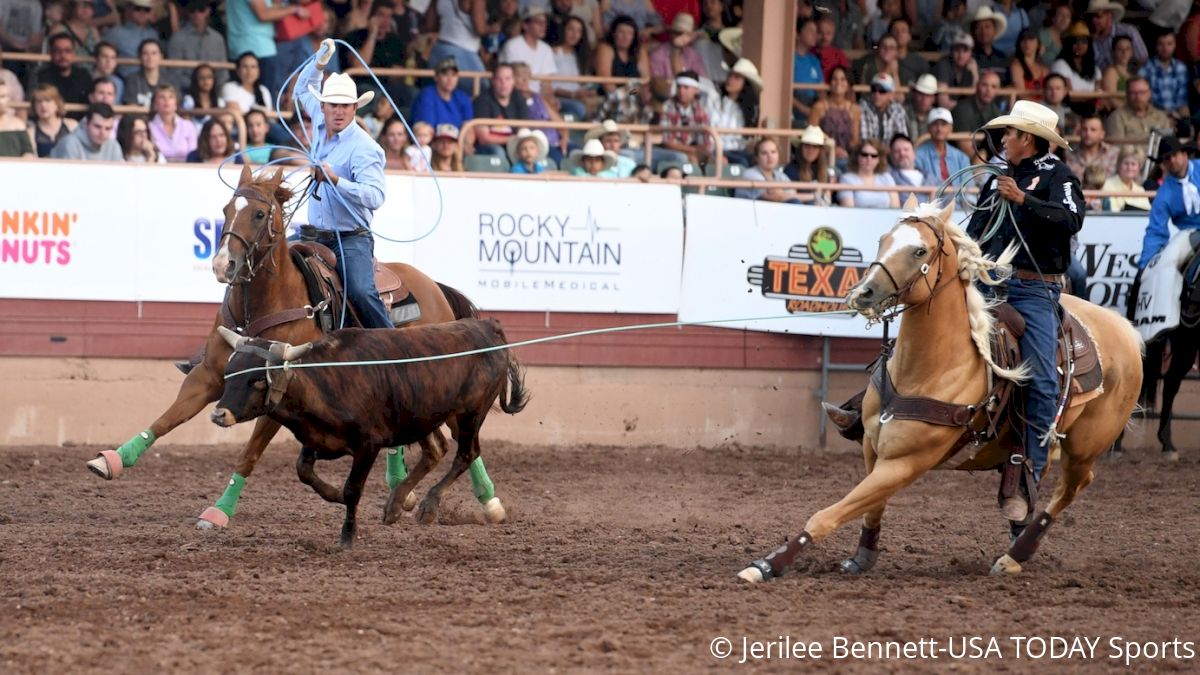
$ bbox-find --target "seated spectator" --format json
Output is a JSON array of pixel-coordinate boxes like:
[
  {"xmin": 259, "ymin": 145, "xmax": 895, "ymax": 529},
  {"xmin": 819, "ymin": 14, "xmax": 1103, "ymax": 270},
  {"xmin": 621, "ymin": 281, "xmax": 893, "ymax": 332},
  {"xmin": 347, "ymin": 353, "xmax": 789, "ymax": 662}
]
[
  {"xmin": 734, "ymin": 136, "xmax": 803, "ymax": 203},
  {"xmin": 866, "ymin": 0, "xmax": 903, "ymax": 46},
  {"xmin": 813, "ymin": 14, "xmax": 849, "ymax": 81},
  {"xmin": 595, "ymin": 81, "xmax": 654, "ymax": 126},
  {"xmin": 708, "ymin": 58, "xmax": 760, "ymax": 167},
  {"xmin": 570, "ymin": 138, "xmax": 616, "ymax": 177},
  {"xmin": 48, "ymin": 0, "xmax": 102, "ymax": 60},
  {"xmin": 915, "ymin": 107, "xmax": 970, "ymax": 185},
  {"xmin": 221, "ymin": 52, "xmax": 275, "ymax": 114},
  {"xmin": 50, "ymin": 102, "xmax": 122, "ymax": 160},
  {"xmin": 1039, "ymin": 3, "xmax": 1072, "ymax": 66},
  {"xmin": 969, "ymin": 5, "xmax": 1009, "ymax": 83},
  {"xmin": 891, "ymin": 17, "xmax": 928, "ymax": 85},
  {"xmin": 838, "ymin": 139, "xmax": 899, "ymax": 208},
  {"xmin": 594, "ymin": 15, "xmax": 650, "ymax": 94},
  {"xmin": 148, "ymin": 84, "xmax": 198, "ymax": 162},
  {"xmin": 405, "ymin": 121, "xmax": 433, "ymax": 172},
  {"xmin": 472, "ymin": 62, "xmax": 531, "ymax": 156},
  {"xmin": 1099, "ymin": 35, "xmax": 1136, "ymax": 113},
  {"xmin": 552, "ymin": 15, "xmax": 597, "ymax": 120},
  {"xmin": 500, "ymin": 7, "xmax": 558, "ymax": 89},
  {"xmin": 1105, "ymin": 76, "xmax": 1172, "ymax": 141},
  {"xmin": 0, "ymin": 46, "xmax": 25, "ymax": 108},
  {"xmin": 361, "ymin": 96, "xmax": 397, "ymax": 140},
  {"xmin": 888, "ymin": 133, "xmax": 936, "ymax": 204},
  {"xmin": 92, "ymin": 42, "xmax": 125, "ymax": 104},
  {"xmin": 1066, "ymin": 114, "xmax": 1118, "ymax": 181},
  {"xmin": 124, "ymin": 39, "xmax": 178, "ymax": 107},
  {"xmin": 27, "ymin": 84, "xmax": 77, "ymax": 158},
  {"xmin": 87, "ymin": 77, "xmax": 120, "ymax": 136},
  {"xmin": 904, "ymin": 73, "xmax": 937, "ymax": 141},
  {"xmin": 241, "ymin": 109, "xmax": 272, "ymax": 164},
  {"xmin": 181, "ymin": 63, "xmax": 225, "ymax": 128},
  {"xmin": 1042, "ymin": 73, "xmax": 1079, "ymax": 137},
  {"xmin": 657, "ymin": 70, "xmax": 711, "ymax": 166},
  {"xmin": 785, "ymin": 126, "xmax": 834, "ymax": 204},
  {"xmin": 29, "ymin": 33, "xmax": 93, "ymax": 105},
  {"xmin": 430, "ymin": 123, "xmax": 463, "ymax": 172},
  {"xmin": 991, "ymin": 0, "xmax": 1031, "ymax": 57},
  {"xmin": 0, "ymin": 81, "xmax": 34, "ymax": 157},
  {"xmin": 168, "ymin": 0, "xmax": 228, "ymax": 89},
  {"xmin": 411, "ymin": 58, "xmax": 474, "ymax": 130},
  {"xmin": 102, "ymin": 0, "xmax": 160, "ymax": 79},
  {"xmin": 859, "ymin": 73, "xmax": 908, "ymax": 145},
  {"xmin": 513, "ymin": 61, "xmax": 568, "ymax": 164},
  {"xmin": 932, "ymin": 32, "xmax": 977, "ymax": 110},
  {"xmin": 1089, "ymin": 0, "xmax": 1147, "ymax": 72},
  {"xmin": 117, "ymin": 113, "xmax": 165, "ymax": 163},
  {"xmin": 659, "ymin": 164, "xmax": 684, "ymax": 180},
  {"xmin": 792, "ymin": 18, "xmax": 822, "ymax": 125},
  {"xmin": 851, "ymin": 34, "xmax": 901, "ymax": 88},
  {"xmin": 187, "ymin": 118, "xmax": 236, "ymax": 163},
  {"xmin": 632, "ymin": 163, "xmax": 652, "ymax": 181},
  {"xmin": 926, "ymin": 0, "xmax": 968, "ymax": 53},
  {"xmin": 1102, "ymin": 149, "xmax": 1151, "ymax": 212},
  {"xmin": 1011, "ymin": 28, "xmax": 1048, "ymax": 96},
  {"xmin": 602, "ymin": 0, "xmax": 662, "ymax": 39},
  {"xmin": 648, "ymin": 12, "xmax": 707, "ymax": 80},
  {"xmin": 0, "ymin": 0, "xmax": 44, "ymax": 55},
  {"xmin": 376, "ymin": 116, "xmax": 411, "ymax": 170},
  {"xmin": 507, "ymin": 127, "xmax": 550, "ymax": 174},
  {"xmin": 809, "ymin": 66, "xmax": 859, "ymax": 166},
  {"xmin": 584, "ymin": 119, "xmax": 637, "ymax": 177},
  {"xmin": 425, "ymin": 0, "xmax": 489, "ymax": 95},
  {"xmin": 546, "ymin": 0, "xmax": 603, "ymax": 46},
  {"xmin": 1051, "ymin": 22, "xmax": 1099, "ymax": 97},
  {"xmin": 952, "ymin": 71, "xmax": 1001, "ymax": 156},
  {"xmin": 1140, "ymin": 31, "xmax": 1189, "ymax": 132}
]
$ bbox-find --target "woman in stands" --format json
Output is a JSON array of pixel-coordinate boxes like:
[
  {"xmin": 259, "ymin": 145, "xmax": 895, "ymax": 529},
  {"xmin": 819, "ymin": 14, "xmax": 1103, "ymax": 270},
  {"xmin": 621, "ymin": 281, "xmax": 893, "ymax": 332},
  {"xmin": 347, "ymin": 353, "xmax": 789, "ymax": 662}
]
[
  {"xmin": 241, "ymin": 109, "xmax": 272, "ymax": 165},
  {"xmin": 117, "ymin": 114, "xmax": 166, "ymax": 164},
  {"xmin": 837, "ymin": 139, "xmax": 899, "ymax": 208},
  {"xmin": 808, "ymin": 66, "xmax": 859, "ymax": 167},
  {"xmin": 430, "ymin": 123, "xmax": 464, "ymax": 172},
  {"xmin": 1010, "ymin": 28, "xmax": 1047, "ymax": 97},
  {"xmin": 1102, "ymin": 149, "xmax": 1151, "ymax": 212},
  {"xmin": 1051, "ymin": 22, "xmax": 1099, "ymax": 102},
  {"xmin": 785, "ymin": 126, "xmax": 833, "ymax": 204},
  {"xmin": 735, "ymin": 137, "xmax": 802, "ymax": 204},
  {"xmin": 1099, "ymin": 35, "xmax": 1136, "ymax": 113},
  {"xmin": 221, "ymin": 52, "xmax": 275, "ymax": 114},
  {"xmin": 48, "ymin": 0, "xmax": 101, "ymax": 59},
  {"xmin": 188, "ymin": 118, "xmax": 237, "ymax": 164},
  {"xmin": 553, "ymin": 16, "xmax": 596, "ymax": 119},
  {"xmin": 706, "ymin": 58, "xmax": 760, "ymax": 167},
  {"xmin": 0, "ymin": 81, "xmax": 34, "ymax": 158},
  {"xmin": 149, "ymin": 84, "xmax": 198, "ymax": 162},
  {"xmin": 1039, "ymin": 3, "xmax": 1073, "ymax": 66},
  {"xmin": 379, "ymin": 117, "xmax": 413, "ymax": 171},
  {"xmin": 26, "ymin": 84, "xmax": 77, "ymax": 158},
  {"xmin": 124, "ymin": 39, "xmax": 171, "ymax": 107},
  {"xmin": 181, "ymin": 63, "xmax": 226, "ymax": 129},
  {"xmin": 594, "ymin": 14, "xmax": 650, "ymax": 95}
]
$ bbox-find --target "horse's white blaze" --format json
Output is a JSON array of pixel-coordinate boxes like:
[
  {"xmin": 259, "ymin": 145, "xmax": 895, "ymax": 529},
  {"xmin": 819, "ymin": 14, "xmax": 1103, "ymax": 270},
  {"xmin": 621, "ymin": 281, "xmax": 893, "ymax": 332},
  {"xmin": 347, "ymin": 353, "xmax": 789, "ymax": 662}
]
[
  {"xmin": 211, "ymin": 197, "xmax": 249, "ymax": 282},
  {"xmin": 862, "ymin": 223, "xmax": 923, "ymax": 291},
  {"xmin": 233, "ymin": 196, "xmax": 248, "ymax": 216}
]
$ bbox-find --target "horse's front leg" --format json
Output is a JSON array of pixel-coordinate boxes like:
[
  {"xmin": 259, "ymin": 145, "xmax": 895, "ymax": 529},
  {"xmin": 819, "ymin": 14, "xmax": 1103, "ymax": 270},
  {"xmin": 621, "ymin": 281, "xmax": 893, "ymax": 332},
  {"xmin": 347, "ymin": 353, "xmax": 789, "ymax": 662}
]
[
  {"xmin": 840, "ymin": 435, "xmax": 884, "ymax": 575},
  {"xmin": 196, "ymin": 417, "xmax": 283, "ymax": 529}
]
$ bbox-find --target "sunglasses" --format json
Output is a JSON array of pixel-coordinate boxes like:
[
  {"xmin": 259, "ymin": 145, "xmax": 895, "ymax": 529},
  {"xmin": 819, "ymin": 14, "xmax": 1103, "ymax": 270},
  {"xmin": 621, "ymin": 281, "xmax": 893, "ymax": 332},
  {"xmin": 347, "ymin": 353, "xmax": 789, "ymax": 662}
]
[
  {"xmin": 871, "ymin": 86, "xmax": 889, "ymax": 94},
  {"xmin": 132, "ymin": 5, "xmax": 152, "ymax": 11},
  {"xmin": 860, "ymin": 152, "xmax": 879, "ymax": 158}
]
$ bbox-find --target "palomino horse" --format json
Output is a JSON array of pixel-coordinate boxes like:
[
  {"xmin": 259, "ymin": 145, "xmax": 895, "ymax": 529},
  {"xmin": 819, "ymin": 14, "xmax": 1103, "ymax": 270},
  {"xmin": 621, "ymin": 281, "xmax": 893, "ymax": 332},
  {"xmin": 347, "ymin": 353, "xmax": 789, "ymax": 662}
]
[
  {"xmin": 86, "ymin": 166, "xmax": 506, "ymax": 527},
  {"xmin": 739, "ymin": 198, "xmax": 1143, "ymax": 582}
]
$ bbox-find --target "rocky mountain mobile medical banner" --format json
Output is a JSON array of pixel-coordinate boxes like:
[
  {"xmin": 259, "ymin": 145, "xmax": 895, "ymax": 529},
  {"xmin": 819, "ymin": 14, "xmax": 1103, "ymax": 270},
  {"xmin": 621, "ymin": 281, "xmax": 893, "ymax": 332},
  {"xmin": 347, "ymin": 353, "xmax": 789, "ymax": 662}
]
[{"xmin": 679, "ymin": 195, "xmax": 1147, "ymax": 338}]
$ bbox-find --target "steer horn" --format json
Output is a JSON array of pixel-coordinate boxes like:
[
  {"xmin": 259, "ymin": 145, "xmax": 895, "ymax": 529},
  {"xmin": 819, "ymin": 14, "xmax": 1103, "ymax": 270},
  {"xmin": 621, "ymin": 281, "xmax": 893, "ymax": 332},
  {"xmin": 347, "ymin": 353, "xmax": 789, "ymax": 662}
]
[
  {"xmin": 218, "ymin": 325, "xmax": 248, "ymax": 349},
  {"xmin": 281, "ymin": 343, "xmax": 313, "ymax": 362}
]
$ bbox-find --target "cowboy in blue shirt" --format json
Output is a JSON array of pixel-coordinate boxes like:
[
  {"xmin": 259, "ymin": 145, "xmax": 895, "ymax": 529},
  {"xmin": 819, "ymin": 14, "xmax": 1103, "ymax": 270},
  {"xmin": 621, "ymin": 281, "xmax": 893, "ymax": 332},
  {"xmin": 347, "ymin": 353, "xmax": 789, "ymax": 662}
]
[
  {"xmin": 1140, "ymin": 136, "xmax": 1200, "ymax": 269},
  {"xmin": 296, "ymin": 39, "xmax": 392, "ymax": 329}
]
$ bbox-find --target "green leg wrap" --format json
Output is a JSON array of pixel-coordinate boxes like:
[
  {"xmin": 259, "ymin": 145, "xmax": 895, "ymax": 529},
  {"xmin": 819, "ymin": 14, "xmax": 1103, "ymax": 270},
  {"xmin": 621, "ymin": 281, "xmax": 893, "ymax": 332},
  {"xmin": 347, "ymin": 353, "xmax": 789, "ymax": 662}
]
[
  {"xmin": 386, "ymin": 447, "xmax": 408, "ymax": 490},
  {"xmin": 115, "ymin": 429, "xmax": 156, "ymax": 468},
  {"xmin": 468, "ymin": 457, "xmax": 495, "ymax": 503},
  {"xmin": 214, "ymin": 473, "xmax": 247, "ymax": 518}
]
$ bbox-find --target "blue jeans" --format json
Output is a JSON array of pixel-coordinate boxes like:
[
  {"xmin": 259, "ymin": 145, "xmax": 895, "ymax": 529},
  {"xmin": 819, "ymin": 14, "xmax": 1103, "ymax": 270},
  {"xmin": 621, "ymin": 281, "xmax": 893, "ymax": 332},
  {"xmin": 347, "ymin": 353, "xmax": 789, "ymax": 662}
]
[
  {"xmin": 1006, "ymin": 277, "xmax": 1062, "ymax": 478},
  {"xmin": 428, "ymin": 41, "xmax": 487, "ymax": 95},
  {"xmin": 1066, "ymin": 256, "xmax": 1087, "ymax": 299},
  {"xmin": 557, "ymin": 97, "xmax": 586, "ymax": 121},
  {"xmin": 333, "ymin": 233, "xmax": 393, "ymax": 329}
]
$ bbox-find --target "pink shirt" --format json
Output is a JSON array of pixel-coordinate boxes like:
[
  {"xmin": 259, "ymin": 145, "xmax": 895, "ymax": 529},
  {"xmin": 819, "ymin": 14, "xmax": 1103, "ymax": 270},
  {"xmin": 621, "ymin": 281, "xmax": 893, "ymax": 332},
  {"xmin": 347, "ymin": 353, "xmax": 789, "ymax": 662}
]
[
  {"xmin": 149, "ymin": 114, "xmax": 198, "ymax": 163},
  {"xmin": 648, "ymin": 42, "xmax": 708, "ymax": 80}
]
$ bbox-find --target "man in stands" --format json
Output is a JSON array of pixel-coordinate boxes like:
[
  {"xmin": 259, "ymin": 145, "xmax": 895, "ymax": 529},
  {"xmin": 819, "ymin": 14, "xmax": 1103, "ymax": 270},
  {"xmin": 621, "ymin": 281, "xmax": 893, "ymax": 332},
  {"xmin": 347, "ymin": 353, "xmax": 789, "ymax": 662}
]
[
  {"xmin": 890, "ymin": 17, "xmax": 928, "ymax": 85},
  {"xmin": 1089, "ymin": 0, "xmax": 1146, "ymax": 72},
  {"xmin": 472, "ymin": 61, "xmax": 531, "ymax": 157},
  {"xmin": 657, "ymin": 70, "xmax": 711, "ymax": 166},
  {"xmin": 88, "ymin": 77, "xmax": 120, "ymax": 137},
  {"xmin": 500, "ymin": 6, "xmax": 557, "ymax": 84},
  {"xmin": 92, "ymin": 42, "xmax": 126, "ymax": 103},
  {"xmin": 28, "ymin": 33, "xmax": 92, "ymax": 104},
  {"xmin": 411, "ymin": 57, "xmax": 473, "ymax": 130},
  {"xmin": 1041, "ymin": 73, "xmax": 1078, "ymax": 137},
  {"xmin": 953, "ymin": 71, "xmax": 1001, "ymax": 156},
  {"xmin": 969, "ymin": 5, "xmax": 1008, "ymax": 82},
  {"xmin": 915, "ymin": 107, "xmax": 970, "ymax": 185},
  {"xmin": 904, "ymin": 73, "xmax": 937, "ymax": 141},
  {"xmin": 888, "ymin": 133, "xmax": 936, "ymax": 203},
  {"xmin": 858, "ymin": 73, "xmax": 908, "ymax": 144},
  {"xmin": 585, "ymin": 119, "xmax": 637, "ymax": 178},
  {"xmin": 102, "ymin": 0, "xmax": 160, "ymax": 79},
  {"xmin": 168, "ymin": 0, "xmax": 228, "ymax": 88},
  {"xmin": 649, "ymin": 13, "xmax": 707, "ymax": 80},
  {"xmin": 932, "ymin": 32, "xmax": 977, "ymax": 110},
  {"xmin": 1140, "ymin": 31, "xmax": 1189, "ymax": 134},
  {"xmin": 792, "ymin": 18, "xmax": 822, "ymax": 126},
  {"xmin": 50, "ymin": 103, "xmax": 122, "ymax": 160},
  {"xmin": 1105, "ymin": 76, "xmax": 1173, "ymax": 141},
  {"xmin": 1066, "ymin": 115, "xmax": 1118, "ymax": 182}
]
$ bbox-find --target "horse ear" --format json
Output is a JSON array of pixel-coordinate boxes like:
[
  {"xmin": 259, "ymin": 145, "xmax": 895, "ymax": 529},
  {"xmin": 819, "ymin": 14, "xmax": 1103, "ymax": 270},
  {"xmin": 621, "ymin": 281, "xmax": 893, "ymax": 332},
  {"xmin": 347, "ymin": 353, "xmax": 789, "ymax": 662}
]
[
  {"xmin": 938, "ymin": 198, "xmax": 955, "ymax": 223},
  {"xmin": 902, "ymin": 194, "xmax": 918, "ymax": 212},
  {"xmin": 238, "ymin": 164, "xmax": 253, "ymax": 187},
  {"xmin": 270, "ymin": 167, "xmax": 284, "ymax": 185}
]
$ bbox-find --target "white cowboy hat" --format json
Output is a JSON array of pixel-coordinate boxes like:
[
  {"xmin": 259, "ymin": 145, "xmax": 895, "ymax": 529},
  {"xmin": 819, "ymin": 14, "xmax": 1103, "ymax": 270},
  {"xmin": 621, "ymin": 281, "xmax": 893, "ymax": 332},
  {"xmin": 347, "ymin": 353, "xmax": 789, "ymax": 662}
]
[
  {"xmin": 722, "ymin": 57, "xmax": 763, "ymax": 89},
  {"xmin": 506, "ymin": 128, "xmax": 549, "ymax": 164},
  {"xmin": 717, "ymin": 27, "xmax": 742, "ymax": 55},
  {"xmin": 913, "ymin": 73, "xmax": 938, "ymax": 96},
  {"xmin": 307, "ymin": 72, "xmax": 374, "ymax": 108},
  {"xmin": 585, "ymin": 119, "xmax": 629, "ymax": 145},
  {"xmin": 982, "ymin": 100, "xmax": 1071, "ymax": 150},
  {"xmin": 967, "ymin": 5, "xmax": 1008, "ymax": 37},
  {"xmin": 569, "ymin": 139, "xmax": 617, "ymax": 171},
  {"xmin": 795, "ymin": 125, "xmax": 827, "ymax": 147},
  {"xmin": 1086, "ymin": 0, "xmax": 1125, "ymax": 22},
  {"xmin": 670, "ymin": 12, "xmax": 695, "ymax": 33}
]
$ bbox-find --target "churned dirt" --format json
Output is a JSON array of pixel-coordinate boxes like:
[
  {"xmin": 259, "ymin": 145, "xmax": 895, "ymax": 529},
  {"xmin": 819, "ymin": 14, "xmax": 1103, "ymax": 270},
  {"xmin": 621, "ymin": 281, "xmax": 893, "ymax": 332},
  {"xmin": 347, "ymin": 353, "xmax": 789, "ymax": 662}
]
[{"xmin": 2, "ymin": 441, "xmax": 1198, "ymax": 673}]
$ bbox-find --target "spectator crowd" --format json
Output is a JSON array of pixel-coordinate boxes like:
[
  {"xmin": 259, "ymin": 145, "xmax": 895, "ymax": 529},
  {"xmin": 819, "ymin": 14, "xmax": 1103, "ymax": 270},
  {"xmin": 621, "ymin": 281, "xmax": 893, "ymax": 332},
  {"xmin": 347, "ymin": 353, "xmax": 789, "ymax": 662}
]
[{"xmin": 0, "ymin": 0, "xmax": 1184, "ymax": 211}]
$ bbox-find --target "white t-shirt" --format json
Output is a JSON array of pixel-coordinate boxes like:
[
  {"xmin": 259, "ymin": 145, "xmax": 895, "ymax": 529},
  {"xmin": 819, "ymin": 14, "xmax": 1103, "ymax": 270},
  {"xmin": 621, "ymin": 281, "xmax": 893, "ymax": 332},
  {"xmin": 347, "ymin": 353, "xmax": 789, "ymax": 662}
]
[
  {"xmin": 1050, "ymin": 59, "xmax": 1099, "ymax": 92},
  {"xmin": 500, "ymin": 37, "xmax": 558, "ymax": 77},
  {"xmin": 220, "ymin": 81, "xmax": 274, "ymax": 113}
]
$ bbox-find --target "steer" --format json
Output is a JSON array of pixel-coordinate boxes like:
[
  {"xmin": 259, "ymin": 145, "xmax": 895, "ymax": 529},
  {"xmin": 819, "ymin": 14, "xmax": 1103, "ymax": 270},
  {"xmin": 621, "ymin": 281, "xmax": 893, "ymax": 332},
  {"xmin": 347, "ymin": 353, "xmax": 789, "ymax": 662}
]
[{"xmin": 210, "ymin": 320, "xmax": 529, "ymax": 549}]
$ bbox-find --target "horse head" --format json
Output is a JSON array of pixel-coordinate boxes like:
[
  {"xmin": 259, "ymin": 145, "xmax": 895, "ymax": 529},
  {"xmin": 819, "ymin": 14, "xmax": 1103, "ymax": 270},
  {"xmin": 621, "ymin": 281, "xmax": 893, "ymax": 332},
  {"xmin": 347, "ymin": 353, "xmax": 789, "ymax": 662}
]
[
  {"xmin": 846, "ymin": 195, "xmax": 957, "ymax": 318},
  {"xmin": 212, "ymin": 165, "xmax": 294, "ymax": 285}
]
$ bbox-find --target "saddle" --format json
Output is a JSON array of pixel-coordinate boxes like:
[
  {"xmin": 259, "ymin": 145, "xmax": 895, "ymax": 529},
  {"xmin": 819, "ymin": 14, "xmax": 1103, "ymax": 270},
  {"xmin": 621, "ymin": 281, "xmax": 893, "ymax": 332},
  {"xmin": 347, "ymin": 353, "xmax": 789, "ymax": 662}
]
[{"xmin": 289, "ymin": 241, "xmax": 421, "ymax": 331}]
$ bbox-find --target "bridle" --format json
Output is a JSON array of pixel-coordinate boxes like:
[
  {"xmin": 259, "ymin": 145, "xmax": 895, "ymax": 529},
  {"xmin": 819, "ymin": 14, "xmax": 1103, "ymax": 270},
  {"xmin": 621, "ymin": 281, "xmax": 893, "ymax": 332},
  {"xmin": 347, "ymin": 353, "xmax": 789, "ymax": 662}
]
[
  {"xmin": 218, "ymin": 186, "xmax": 282, "ymax": 285},
  {"xmin": 860, "ymin": 216, "xmax": 952, "ymax": 322}
]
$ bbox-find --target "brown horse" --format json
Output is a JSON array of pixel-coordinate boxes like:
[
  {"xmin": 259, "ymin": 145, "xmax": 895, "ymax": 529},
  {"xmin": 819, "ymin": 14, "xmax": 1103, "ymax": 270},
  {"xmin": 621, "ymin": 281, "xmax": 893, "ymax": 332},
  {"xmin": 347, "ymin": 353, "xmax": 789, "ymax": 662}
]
[
  {"xmin": 86, "ymin": 166, "xmax": 506, "ymax": 527},
  {"xmin": 738, "ymin": 198, "xmax": 1143, "ymax": 582}
]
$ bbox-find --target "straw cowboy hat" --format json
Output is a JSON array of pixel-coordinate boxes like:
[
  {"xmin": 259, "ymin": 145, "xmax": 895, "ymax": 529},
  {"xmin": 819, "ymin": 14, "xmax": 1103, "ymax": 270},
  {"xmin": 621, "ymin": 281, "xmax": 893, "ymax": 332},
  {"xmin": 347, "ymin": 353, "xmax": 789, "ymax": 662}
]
[
  {"xmin": 912, "ymin": 73, "xmax": 938, "ymax": 96},
  {"xmin": 585, "ymin": 119, "xmax": 629, "ymax": 145},
  {"xmin": 792, "ymin": 125, "xmax": 827, "ymax": 147},
  {"xmin": 723, "ymin": 58, "xmax": 763, "ymax": 89},
  {"xmin": 570, "ymin": 139, "xmax": 617, "ymax": 171},
  {"xmin": 1086, "ymin": 0, "xmax": 1125, "ymax": 22},
  {"xmin": 506, "ymin": 128, "xmax": 549, "ymax": 164},
  {"xmin": 717, "ymin": 27, "xmax": 742, "ymax": 55},
  {"xmin": 307, "ymin": 72, "xmax": 374, "ymax": 108},
  {"xmin": 1063, "ymin": 21, "xmax": 1091, "ymax": 40},
  {"xmin": 669, "ymin": 12, "xmax": 696, "ymax": 33},
  {"xmin": 982, "ymin": 100, "xmax": 1071, "ymax": 150},
  {"xmin": 967, "ymin": 5, "xmax": 1008, "ymax": 36}
]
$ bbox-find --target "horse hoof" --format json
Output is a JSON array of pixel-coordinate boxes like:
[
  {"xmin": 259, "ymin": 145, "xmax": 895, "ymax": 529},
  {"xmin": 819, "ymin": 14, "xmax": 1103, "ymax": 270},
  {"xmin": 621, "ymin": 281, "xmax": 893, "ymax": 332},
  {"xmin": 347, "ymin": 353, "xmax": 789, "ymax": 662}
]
[
  {"xmin": 401, "ymin": 491, "xmax": 417, "ymax": 512},
  {"xmin": 196, "ymin": 507, "xmax": 229, "ymax": 529},
  {"xmin": 736, "ymin": 566, "xmax": 765, "ymax": 583},
  {"xmin": 1165, "ymin": 450, "xmax": 1180, "ymax": 463},
  {"xmin": 86, "ymin": 451, "xmax": 123, "ymax": 480},
  {"xmin": 990, "ymin": 554, "xmax": 1022, "ymax": 576},
  {"xmin": 415, "ymin": 500, "xmax": 438, "ymax": 525},
  {"xmin": 839, "ymin": 558, "xmax": 866, "ymax": 575},
  {"xmin": 481, "ymin": 497, "xmax": 506, "ymax": 524}
]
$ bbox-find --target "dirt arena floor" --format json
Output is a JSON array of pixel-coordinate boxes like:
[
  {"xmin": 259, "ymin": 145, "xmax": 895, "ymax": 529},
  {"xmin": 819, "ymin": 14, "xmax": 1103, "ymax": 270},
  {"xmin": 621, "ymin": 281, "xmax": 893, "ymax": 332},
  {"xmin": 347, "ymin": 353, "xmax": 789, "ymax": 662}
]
[{"xmin": 2, "ymin": 440, "xmax": 1198, "ymax": 673}]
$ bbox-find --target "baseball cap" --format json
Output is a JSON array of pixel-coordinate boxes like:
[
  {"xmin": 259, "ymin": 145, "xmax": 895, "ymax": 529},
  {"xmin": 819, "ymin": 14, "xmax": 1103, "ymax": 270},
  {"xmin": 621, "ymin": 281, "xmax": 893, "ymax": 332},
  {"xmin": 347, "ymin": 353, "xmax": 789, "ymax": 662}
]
[
  {"xmin": 871, "ymin": 73, "xmax": 896, "ymax": 93},
  {"xmin": 951, "ymin": 32, "xmax": 975, "ymax": 49},
  {"xmin": 435, "ymin": 57, "xmax": 459, "ymax": 74},
  {"xmin": 927, "ymin": 107, "xmax": 953, "ymax": 126}
]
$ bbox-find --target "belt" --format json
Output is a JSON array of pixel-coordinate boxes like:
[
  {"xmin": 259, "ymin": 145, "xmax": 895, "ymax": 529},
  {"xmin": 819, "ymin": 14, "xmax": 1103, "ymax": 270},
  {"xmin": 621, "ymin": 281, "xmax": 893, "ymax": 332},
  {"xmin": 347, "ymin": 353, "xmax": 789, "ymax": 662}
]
[
  {"xmin": 1011, "ymin": 269, "xmax": 1065, "ymax": 285},
  {"xmin": 301, "ymin": 226, "xmax": 369, "ymax": 242}
]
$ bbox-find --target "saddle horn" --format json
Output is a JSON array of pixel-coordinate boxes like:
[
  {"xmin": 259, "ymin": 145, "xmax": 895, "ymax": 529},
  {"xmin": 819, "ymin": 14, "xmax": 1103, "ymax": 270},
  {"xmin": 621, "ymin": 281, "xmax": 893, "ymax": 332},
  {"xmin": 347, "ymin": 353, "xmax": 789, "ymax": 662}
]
[{"xmin": 218, "ymin": 325, "xmax": 248, "ymax": 349}]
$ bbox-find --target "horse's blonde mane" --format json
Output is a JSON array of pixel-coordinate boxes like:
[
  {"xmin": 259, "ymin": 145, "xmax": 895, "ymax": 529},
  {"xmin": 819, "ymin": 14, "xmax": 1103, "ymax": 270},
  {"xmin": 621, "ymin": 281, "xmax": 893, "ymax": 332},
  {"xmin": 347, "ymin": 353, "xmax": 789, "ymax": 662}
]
[{"xmin": 905, "ymin": 203, "xmax": 1029, "ymax": 383}]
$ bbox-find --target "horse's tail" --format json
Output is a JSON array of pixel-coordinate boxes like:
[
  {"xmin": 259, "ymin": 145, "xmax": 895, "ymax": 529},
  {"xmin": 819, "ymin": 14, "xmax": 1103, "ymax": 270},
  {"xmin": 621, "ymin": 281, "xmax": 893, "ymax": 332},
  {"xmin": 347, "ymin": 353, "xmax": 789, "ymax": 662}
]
[
  {"xmin": 1140, "ymin": 335, "xmax": 1163, "ymax": 410},
  {"xmin": 499, "ymin": 354, "xmax": 530, "ymax": 415},
  {"xmin": 437, "ymin": 282, "xmax": 479, "ymax": 320}
]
